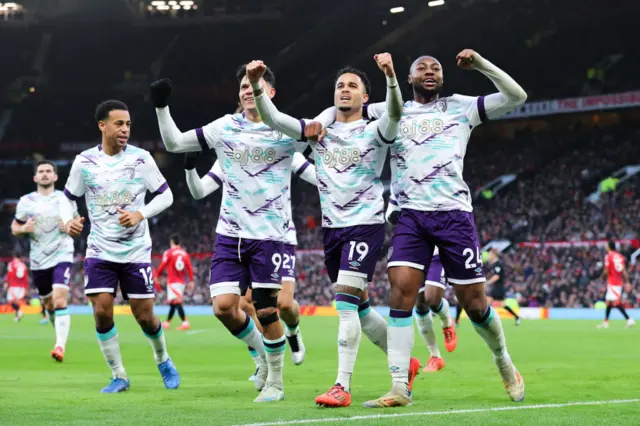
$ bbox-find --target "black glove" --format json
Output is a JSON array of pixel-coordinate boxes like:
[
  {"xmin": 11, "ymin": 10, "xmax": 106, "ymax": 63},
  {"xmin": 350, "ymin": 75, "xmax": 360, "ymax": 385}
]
[
  {"xmin": 184, "ymin": 152, "xmax": 199, "ymax": 170},
  {"xmin": 387, "ymin": 210, "xmax": 400, "ymax": 225},
  {"xmin": 150, "ymin": 78, "xmax": 172, "ymax": 108}
]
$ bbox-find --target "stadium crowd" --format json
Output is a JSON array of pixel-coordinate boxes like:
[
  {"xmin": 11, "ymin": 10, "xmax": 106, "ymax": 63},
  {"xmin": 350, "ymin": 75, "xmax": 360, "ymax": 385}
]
[{"xmin": 2, "ymin": 122, "xmax": 639, "ymax": 309}]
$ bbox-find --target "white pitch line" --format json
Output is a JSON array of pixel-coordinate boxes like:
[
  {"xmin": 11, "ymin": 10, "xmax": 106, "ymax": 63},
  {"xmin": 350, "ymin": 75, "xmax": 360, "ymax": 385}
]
[
  {"xmin": 185, "ymin": 329, "xmax": 210, "ymax": 335},
  {"xmin": 234, "ymin": 398, "xmax": 640, "ymax": 426}
]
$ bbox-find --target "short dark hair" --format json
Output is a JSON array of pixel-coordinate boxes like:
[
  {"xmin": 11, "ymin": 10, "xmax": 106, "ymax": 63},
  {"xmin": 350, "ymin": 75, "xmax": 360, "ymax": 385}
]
[
  {"xmin": 334, "ymin": 66, "xmax": 372, "ymax": 96},
  {"xmin": 35, "ymin": 159, "xmax": 57, "ymax": 174},
  {"xmin": 171, "ymin": 234, "xmax": 180, "ymax": 245},
  {"xmin": 95, "ymin": 100, "xmax": 129, "ymax": 122},
  {"xmin": 236, "ymin": 64, "xmax": 276, "ymax": 88},
  {"xmin": 608, "ymin": 240, "xmax": 616, "ymax": 251}
]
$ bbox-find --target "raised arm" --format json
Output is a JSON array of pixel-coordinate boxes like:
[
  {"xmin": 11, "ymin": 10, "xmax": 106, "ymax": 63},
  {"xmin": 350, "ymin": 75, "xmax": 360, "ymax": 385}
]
[
  {"xmin": 292, "ymin": 152, "xmax": 316, "ymax": 186},
  {"xmin": 185, "ymin": 153, "xmax": 223, "ymax": 200},
  {"xmin": 372, "ymin": 53, "xmax": 403, "ymax": 144},
  {"xmin": 246, "ymin": 61, "xmax": 307, "ymax": 141},
  {"xmin": 151, "ymin": 78, "xmax": 223, "ymax": 153},
  {"xmin": 456, "ymin": 49, "xmax": 527, "ymax": 119}
]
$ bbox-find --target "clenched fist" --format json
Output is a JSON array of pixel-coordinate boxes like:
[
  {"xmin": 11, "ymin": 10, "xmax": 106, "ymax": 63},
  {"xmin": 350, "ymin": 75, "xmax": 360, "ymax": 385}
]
[
  {"xmin": 304, "ymin": 121, "xmax": 327, "ymax": 142},
  {"xmin": 456, "ymin": 49, "xmax": 481, "ymax": 70},
  {"xmin": 374, "ymin": 53, "xmax": 396, "ymax": 77},
  {"xmin": 246, "ymin": 60, "xmax": 267, "ymax": 84},
  {"xmin": 65, "ymin": 217, "xmax": 85, "ymax": 237},
  {"xmin": 117, "ymin": 208, "xmax": 143, "ymax": 228}
]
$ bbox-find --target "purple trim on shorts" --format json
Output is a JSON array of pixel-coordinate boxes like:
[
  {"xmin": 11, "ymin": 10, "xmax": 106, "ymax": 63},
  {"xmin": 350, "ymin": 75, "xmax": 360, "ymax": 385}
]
[
  {"xmin": 195, "ymin": 127, "xmax": 208, "ymax": 151},
  {"xmin": 335, "ymin": 293, "xmax": 360, "ymax": 305},
  {"xmin": 64, "ymin": 188, "xmax": 79, "ymax": 201},
  {"xmin": 389, "ymin": 308, "xmax": 413, "ymax": 318},
  {"xmin": 299, "ymin": 119, "xmax": 308, "ymax": 142},
  {"xmin": 207, "ymin": 171, "xmax": 222, "ymax": 186},
  {"xmin": 14, "ymin": 217, "xmax": 26, "ymax": 224},
  {"xmin": 477, "ymin": 96, "xmax": 487, "ymax": 123},
  {"xmin": 153, "ymin": 182, "xmax": 168, "ymax": 195},
  {"xmin": 294, "ymin": 161, "xmax": 311, "ymax": 177},
  {"xmin": 377, "ymin": 128, "xmax": 395, "ymax": 145}
]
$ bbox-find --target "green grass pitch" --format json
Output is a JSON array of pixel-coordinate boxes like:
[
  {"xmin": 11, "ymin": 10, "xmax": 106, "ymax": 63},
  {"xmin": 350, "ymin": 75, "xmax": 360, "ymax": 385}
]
[{"xmin": 1, "ymin": 314, "xmax": 639, "ymax": 425}]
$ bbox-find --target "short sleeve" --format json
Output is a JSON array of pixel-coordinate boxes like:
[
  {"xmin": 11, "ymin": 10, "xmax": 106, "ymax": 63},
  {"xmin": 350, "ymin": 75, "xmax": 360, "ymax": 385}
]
[
  {"xmin": 453, "ymin": 94, "xmax": 486, "ymax": 128},
  {"xmin": 141, "ymin": 153, "xmax": 168, "ymax": 194},
  {"xmin": 14, "ymin": 198, "xmax": 29, "ymax": 224},
  {"xmin": 64, "ymin": 156, "xmax": 86, "ymax": 200},
  {"xmin": 197, "ymin": 116, "xmax": 228, "ymax": 150},
  {"xmin": 364, "ymin": 102, "xmax": 386, "ymax": 121}
]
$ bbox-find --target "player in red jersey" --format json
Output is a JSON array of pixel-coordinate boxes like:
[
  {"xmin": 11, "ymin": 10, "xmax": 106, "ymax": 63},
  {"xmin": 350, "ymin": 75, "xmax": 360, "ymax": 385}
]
[
  {"xmin": 157, "ymin": 235, "xmax": 194, "ymax": 330},
  {"xmin": 597, "ymin": 240, "xmax": 635, "ymax": 329},
  {"xmin": 3, "ymin": 252, "xmax": 29, "ymax": 322}
]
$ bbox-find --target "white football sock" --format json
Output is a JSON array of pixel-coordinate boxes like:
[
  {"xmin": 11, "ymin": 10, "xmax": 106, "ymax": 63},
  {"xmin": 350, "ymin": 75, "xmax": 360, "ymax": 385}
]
[
  {"xmin": 234, "ymin": 314, "xmax": 266, "ymax": 361},
  {"xmin": 263, "ymin": 335, "xmax": 286, "ymax": 385},
  {"xmin": 432, "ymin": 298, "xmax": 453, "ymax": 328},
  {"xmin": 335, "ymin": 294, "xmax": 362, "ymax": 393},
  {"xmin": 54, "ymin": 308, "xmax": 71, "ymax": 350},
  {"xmin": 97, "ymin": 325, "xmax": 127, "ymax": 379},
  {"xmin": 472, "ymin": 307, "xmax": 509, "ymax": 359},
  {"xmin": 388, "ymin": 310, "xmax": 414, "ymax": 387},
  {"xmin": 415, "ymin": 310, "xmax": 441, "ymax": 358},
  {"xmin": 359, "ymin": 300, "xmax": 387, "ymax": 353},
  {"xmin": 144, "ymin": 324, "xmax": 170, "ymax": 364}
]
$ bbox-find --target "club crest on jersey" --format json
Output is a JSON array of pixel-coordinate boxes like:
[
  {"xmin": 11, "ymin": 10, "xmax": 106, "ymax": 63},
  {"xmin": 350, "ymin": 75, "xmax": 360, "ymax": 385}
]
[
  {"xmin": 270, "ymin": 129, "xmax": 283, "ymax": 140},
  {"xmin": 124, "ymin": 167, "xmax": 135, "ymax": 180},
  {"xmin": 435, "ymin": 99, "xmax": 448, "ymax": 113}
]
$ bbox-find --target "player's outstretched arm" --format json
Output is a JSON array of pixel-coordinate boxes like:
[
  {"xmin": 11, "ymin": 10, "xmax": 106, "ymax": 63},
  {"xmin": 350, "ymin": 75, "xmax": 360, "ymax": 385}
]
[
  {"xmin": 247, "ymin": 61, "xmax": 307, "ymax": 141},
  {"xmin": 456, "ymin": 49, "xmax": 527, "ymax": 119},
  {"xmin": 185, "ymin": 154, "xmax": 222, "ymax": 200},
  {"xmin": 151, "ymin": 78, "xmax": 208, "ymax": 153},
  {"xmin": 373, "ymin": 53, "xmax": 403, "ymax": 143},
  {"xmin": 292, "ymin": 152, "xmax": 317, "ymax": 186}
]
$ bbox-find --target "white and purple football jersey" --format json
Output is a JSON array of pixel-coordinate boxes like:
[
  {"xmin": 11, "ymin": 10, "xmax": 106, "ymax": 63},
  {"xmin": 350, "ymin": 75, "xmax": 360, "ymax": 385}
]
[
  {"xmin": 196, "ymin": 113, "xmax": 307, "ymax": 242},
  {"xmin": 63, "ymin": 145, "xmax": 168, "ymax": 263},
  {"xmin": 368, "ymin": 95, "xmax": 485, "ymax": 212},
  {"xmin": 14, "ymin": 190, "xmax": 76, "ymax": 270},
  {"xmin": 312, "ymin": 119, "xmax": 390, "ymax": 228}
]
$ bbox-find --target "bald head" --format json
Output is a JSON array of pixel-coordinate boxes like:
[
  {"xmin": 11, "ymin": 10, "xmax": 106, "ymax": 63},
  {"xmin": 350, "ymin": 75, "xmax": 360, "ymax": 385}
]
[
  {"xmin": 410, "ymin": 56, "xmax": 442, "ymax": 74},
  {"xmin": 408, "ymin": 55, "xmax": 443, "ymax": 101}
]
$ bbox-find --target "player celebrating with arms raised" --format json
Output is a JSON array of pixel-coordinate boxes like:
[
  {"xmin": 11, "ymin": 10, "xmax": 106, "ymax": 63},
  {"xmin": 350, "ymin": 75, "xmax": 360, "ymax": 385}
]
[
  {"xmin": 11, "ymin": 160, "xmax": 76, "ymax": 361},
  {"xmin": 157, "ymin": 234, "xmax": 194, "ymax": 331},
  {"xmin": 597, "ymin": 240, "xmax": 635, "ymax": 328},
  {"xmin": 183, "ymin": 149, "xmax": 315, "ymax": 366},
  {"xmin": 152, "ymin": 64, "xmax": 308, "ymax": 402},
  {"xmin": 347, "ymin": 49, "xmax": 527, "ymax": 407},
  {"xmin": 61, "ymin": 100, "xmax": 179, "ymax": 393},
  {"xmin": 251, "ymin": 54, "xmax": 421, "ymax": 407}
]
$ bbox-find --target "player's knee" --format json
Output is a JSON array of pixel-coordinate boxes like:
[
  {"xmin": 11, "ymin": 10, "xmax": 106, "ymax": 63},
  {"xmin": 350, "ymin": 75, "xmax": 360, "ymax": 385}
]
[
  {"xmin": 53, "ymin": 296, "xmax": 67, "ymax": 309},
  {"xmin": 277, "ymin": 297, "xmax": 293, "ymax": 313},
  {"xmin": 253, "ymin": 288, "xmax": 279, "ymax": 326},
  {"xmin": 415, "ymin": 293, "xmax": 429, "ymax": 313},
  {"xmin": 133, "ymin": 311, "xmax": 155, "ymax": 329},
  {"xmin": 463, "ymin": 299, "xmax": 488, "ymax": 323},
  {"xmin": 213, "ymin": 302, "xmax": 236, "ymax": 321}
]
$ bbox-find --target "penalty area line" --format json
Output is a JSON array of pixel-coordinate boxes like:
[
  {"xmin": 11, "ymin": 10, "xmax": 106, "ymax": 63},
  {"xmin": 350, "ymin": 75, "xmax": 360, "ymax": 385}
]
[{"xmin": 234, "ymin": 398, "xmax": 640, "ymax": 426}]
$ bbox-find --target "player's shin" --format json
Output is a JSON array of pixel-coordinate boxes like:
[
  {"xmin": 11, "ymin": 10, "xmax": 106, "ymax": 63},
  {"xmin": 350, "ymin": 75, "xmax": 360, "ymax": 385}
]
[
  {"xmin": 470, "ymin": 306, "xmax": 508, "ymax": 359},
  {"xmin": 231, "ymin": 312, "xmax": 266, "ymax": 356},
  {"xmin": 415, "ymin": 309, "xmax": 440, "ymax": 358},
  {"xmin": 335, "ymin": 291, "xmax": 362, "ymax": 393},
  {"xmin": 431, "ymin": 298, "xmax": 453, "ymax": 328},
  {"xmin": 54, "ymin": 307, "xmax": 71, "ymax": 350},
  {"xmin": 388, "ymin": 309, "xmax": 414, "ymax": 389},
  {"xmin": 97, "ymin": 325, "xmax": 127, "ymax": 379},
  {"xmin": 359, "ymin": 298, "xmax": 387, "ymax": 353},
  {"xmin": 143, "ymin": 322, "xmax": 170, "ymax": 364}
]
